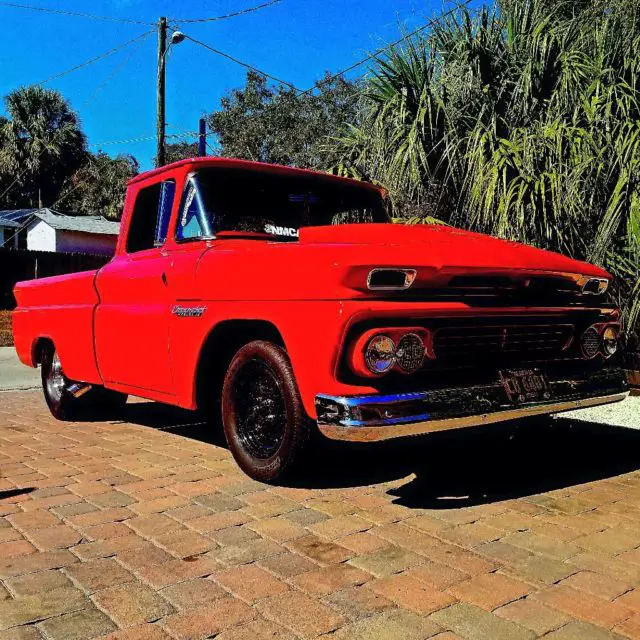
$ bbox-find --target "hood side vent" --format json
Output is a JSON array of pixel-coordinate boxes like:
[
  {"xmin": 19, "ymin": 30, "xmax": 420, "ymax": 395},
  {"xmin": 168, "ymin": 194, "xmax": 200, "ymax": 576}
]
[{"xmin": 368, "ymin": 269, "xmax": 416, "ymax": 290}]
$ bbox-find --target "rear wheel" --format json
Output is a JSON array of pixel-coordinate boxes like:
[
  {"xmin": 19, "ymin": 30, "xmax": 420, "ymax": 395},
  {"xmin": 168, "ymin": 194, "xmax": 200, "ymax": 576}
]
[
  {"xmin": 221, "ymin": 340, "xmax": 310, "ymax": 483},
  {"xmin": 41, "ymin": 345, "xmax": 127, "ymax": 420}
]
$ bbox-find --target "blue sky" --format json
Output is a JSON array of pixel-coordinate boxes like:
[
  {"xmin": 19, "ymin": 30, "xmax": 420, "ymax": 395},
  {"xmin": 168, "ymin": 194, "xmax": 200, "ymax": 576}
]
[{"xmin": 1, "ymin": 0, "xmax": 460, "ymax": 170}]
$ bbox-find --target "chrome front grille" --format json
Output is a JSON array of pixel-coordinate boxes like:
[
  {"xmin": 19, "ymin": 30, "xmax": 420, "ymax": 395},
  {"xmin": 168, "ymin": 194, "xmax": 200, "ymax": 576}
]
[{"xmin": 433, "ymin": 324, "xmax": 574, "ymax": 361}]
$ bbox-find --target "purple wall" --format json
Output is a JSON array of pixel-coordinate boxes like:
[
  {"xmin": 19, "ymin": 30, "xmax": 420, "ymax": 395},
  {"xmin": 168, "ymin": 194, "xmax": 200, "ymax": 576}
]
[{"xmin": 55, "ymin": 230, "xmax": 117, "ymax": 257}]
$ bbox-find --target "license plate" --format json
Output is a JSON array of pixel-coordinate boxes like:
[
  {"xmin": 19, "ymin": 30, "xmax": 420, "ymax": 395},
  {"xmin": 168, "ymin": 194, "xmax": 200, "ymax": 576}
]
[{"xmin": 499, "ymin": 369, "xmax": 551, "ymax": 404}]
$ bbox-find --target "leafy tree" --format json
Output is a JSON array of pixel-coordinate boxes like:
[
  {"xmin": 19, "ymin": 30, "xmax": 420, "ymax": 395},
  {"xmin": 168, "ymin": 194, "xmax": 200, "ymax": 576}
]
[
  {"xmin": 164, "ymin": 141, "xmax": 200, "ymax": 165},
  {"xmin": 207, "ymin": 71, "xmax": 360, "ymax": 169},
  {"xmin": 332, "ymin": 0, "xmax": 640, "ymax": 329},
  {"xmin": 58, "ymin": 152, "xmax": 139, "ymax": 220},
  {"xmin": 0, "ymin": 86, "xmax": 87, "ymax": 208}
]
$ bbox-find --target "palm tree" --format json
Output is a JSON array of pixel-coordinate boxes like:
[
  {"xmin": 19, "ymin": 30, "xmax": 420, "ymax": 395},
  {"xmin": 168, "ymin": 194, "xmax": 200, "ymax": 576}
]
[
  {"xmin": 331, "ymin": 0, "xmax": 640, "ymax": 330},
  {"xmin": 0, "ymin": 86, "xmax": 87, "ymax": 208}
]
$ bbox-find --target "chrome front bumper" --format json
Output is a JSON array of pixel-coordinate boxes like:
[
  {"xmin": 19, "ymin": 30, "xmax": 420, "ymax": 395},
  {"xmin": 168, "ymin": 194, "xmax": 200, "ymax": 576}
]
[{"xmin": 315, "ymin": 368, "xmax": 629, "ymax": 442}]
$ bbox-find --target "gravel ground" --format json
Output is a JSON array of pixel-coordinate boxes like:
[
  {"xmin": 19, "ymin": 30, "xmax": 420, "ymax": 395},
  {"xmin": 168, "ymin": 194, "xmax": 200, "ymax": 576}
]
[
  {"xmin": 0, "ymin": 311, "xmax": 12, "ymax": 348},
  {"xmin": 561, "ymin": 393, "xmax": 640, "ymax": 429}
]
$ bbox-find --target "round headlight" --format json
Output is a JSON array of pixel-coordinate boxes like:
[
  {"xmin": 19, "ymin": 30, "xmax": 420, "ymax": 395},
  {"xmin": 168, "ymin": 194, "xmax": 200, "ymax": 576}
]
[
  {"xmin": 581, "ymin": 326, "xmax": 600, "ymax": 359},
  {"xmin": 396, "ymin": 333, "xmax": 425, "ymax": 373},
  {"xmin": 365, "ymin": 335, "xmax": 396, "ymax": 374},
  {"xmin": 602, "ymin": 326, "xmax": 619, "ymax": 358}
]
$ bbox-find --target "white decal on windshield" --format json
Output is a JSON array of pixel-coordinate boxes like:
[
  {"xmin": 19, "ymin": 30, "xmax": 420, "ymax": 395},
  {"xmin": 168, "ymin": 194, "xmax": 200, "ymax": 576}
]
[{"xmin": 264, "ymin": 224, "xmax": 299, "ymax": 238}]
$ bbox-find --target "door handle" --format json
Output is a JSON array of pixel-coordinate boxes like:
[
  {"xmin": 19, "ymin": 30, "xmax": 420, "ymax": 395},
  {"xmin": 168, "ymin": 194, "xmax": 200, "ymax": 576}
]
[{"xmin": 161, "ymin": 272, "xmax": 168, "ymax": 287}]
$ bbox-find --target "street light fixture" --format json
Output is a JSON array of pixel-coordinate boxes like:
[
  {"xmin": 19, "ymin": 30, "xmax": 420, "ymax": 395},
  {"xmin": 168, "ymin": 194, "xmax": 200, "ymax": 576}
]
[
  {"xmin": 157, "ymin": 18, "xmax": 185, "ymax": 168},
  {"xmin": 171, "ymin": 31, "xmax": 185, "ymax": 45}
]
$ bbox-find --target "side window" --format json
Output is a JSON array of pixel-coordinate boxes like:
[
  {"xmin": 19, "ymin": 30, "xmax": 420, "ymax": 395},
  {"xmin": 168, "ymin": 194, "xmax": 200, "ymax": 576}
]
[
  {"xmin": 126, "ymin": 179, "xmax": 176, "ymax": 253},
  {"xmin": 177, "ymin": 176, "xmax": 213, "ymax": 241}
]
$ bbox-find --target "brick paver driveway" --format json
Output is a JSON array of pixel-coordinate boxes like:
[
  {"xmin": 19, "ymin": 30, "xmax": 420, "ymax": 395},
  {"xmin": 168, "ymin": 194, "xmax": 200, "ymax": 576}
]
[{"xmin": 1, "ymin": 391, "xmax": 640, "ymax": 640}]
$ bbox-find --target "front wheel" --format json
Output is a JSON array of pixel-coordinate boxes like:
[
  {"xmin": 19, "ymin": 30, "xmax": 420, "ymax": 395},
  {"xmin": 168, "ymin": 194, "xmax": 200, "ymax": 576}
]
[
  {"xmin": 41, "ymin": 346, "xmax": 127, "ymax": 420},
  {"xmin": 221, "ymin": 340, "xmax": 310, "ymax": 483}
]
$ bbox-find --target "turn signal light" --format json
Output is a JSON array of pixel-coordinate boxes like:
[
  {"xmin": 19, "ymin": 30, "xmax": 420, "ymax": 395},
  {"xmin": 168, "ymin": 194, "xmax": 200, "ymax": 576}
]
[
  {"xmin": 580, "ymin": 277, "xmax": 609, "ymax": 295},
  {"xmin": 602, "ymin": 325, "xmax": 619, "ymax": 358},
  {"xmin": 580, "ymin": 323, "xmax": 621, "ymax": 359}
]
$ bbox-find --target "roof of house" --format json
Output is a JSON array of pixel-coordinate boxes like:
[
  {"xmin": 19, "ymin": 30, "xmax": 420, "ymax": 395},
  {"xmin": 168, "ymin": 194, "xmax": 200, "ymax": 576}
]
[
  {"xmin": 0, "ymin": 209, "xmax": 120, "ymax": 236},
  {"xmin": 0, "ymin": 218, "xmax": 21, "ymax": 228},
  {"xmin": 34, "ymin": 210, "xmax": 120, "ymax": 236},
  {"xmin": 0, "ymin": 208, "xmax": 40, "ymax": 227}
]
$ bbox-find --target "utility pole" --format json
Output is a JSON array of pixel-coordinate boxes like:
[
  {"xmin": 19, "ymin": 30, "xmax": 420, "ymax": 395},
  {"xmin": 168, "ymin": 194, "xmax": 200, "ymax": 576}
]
[
  {"xmin": 156, "ymin": 16, "xmax": 167, "ymax": 167},
  {"xmin": 198, "ymin": 118, "xmax": 207, "ymax": 156}
]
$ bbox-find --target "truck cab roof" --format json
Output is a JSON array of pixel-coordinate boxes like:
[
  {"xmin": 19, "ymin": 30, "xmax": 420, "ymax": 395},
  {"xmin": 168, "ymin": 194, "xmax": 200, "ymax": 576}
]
[{"xmin": 128, "ymin": 156, "xmax": 385, "ymax": 195}]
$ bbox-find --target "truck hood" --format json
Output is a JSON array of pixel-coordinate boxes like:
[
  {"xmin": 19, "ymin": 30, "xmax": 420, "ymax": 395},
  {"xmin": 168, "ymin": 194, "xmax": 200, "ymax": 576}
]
[
  {"xmin": 195, "ymin": 223, "xmax": 609, "ymax": 301},
  {"xmin": 298, "ymin": 224, "xmax": 606, "ymax": 274}
]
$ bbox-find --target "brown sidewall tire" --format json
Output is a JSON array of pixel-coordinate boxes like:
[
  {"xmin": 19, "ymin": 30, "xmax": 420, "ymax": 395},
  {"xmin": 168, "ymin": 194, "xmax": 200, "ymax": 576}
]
[{"xmin": 221, "ymin": 340, "xmax": 309, "ymax": 483}]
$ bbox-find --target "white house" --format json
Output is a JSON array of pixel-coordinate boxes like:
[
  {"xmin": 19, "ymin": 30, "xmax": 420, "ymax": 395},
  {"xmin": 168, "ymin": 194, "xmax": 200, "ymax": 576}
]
[{"xmin": 0, "ymin": 209, "xmax": 120, "ymax": 256}]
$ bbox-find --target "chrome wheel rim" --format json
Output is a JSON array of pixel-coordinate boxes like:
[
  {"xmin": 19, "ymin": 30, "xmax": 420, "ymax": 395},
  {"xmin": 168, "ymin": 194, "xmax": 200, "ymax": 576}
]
[
  {"xmin": 46, "ymin": 352, "xmax": 66, "ymax": 402},
  {"xmin": 233, "ymin": 360, "xmax": 286, "ymax": 460}
]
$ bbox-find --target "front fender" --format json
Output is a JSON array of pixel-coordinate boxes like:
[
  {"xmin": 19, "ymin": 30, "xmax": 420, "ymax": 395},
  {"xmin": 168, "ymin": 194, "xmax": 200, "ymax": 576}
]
[{"xmin": 171, "ymin": 300, "xmax": 377, "ymax": 417}]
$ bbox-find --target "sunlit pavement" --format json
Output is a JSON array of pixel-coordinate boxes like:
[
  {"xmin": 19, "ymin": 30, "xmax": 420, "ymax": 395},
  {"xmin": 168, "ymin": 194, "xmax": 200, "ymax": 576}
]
[
  {"xmin": 0, "ymin": 348, "xmax": 39, "ymax": 392},
  {"xmin": 565, "ymin": 394, "xmax": 640, "ymax": 430},
  {"xmin": 1, "ymin": 390, "xmax": 640, "ymax": 639}
]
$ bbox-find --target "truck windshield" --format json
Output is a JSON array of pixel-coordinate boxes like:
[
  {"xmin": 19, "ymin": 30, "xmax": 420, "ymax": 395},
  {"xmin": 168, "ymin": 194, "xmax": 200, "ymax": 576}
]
[{"xmin": 177, "ymin": 167, "xmax": 389, "ymax": 242}]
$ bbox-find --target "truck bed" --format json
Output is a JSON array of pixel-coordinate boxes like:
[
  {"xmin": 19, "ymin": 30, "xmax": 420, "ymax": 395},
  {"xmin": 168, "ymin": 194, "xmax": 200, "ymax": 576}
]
[{"xmin": 12, "ymin": 270, "xmax": 103, "ymax": 384}]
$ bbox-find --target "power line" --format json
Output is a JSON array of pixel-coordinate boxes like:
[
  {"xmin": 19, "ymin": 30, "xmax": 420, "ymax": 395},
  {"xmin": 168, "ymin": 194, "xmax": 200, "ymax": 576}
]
[
  {"xmin": 80, "ymin": 36, "xmax": 148, "ymax": 109},
  {"xmin": 38, "ymin": 30, "xmax": 154, "ymax": 86},
  {"xmin": 1, "ymin": 149, "xmax": 142, "ymax": 248},
  {"xmin": 0, "ymin": 147, "xmax": 48, "ymax": 205},
  {"xmin": 2, "ymin": 0, "xmax": 471, "ymax": 218},
  {"xmin": 0, "ymin": 128, "xmax": 210, "ymax": 248},
  {"xmin": 185, "ymin": 1, "xmax": 470, "ymax": 98},
  {"xmin": 298, "ymin": 0, "xmax": 473, "ymax": 96},
  {"xmin": 204, "ymin": 139, "xmax": 218, "ymax": 156},
  {"xmin": 1, "ymin": 34, "xmax": 151, "ymax": 205},
  {"xmin": 1, "ymin": 155, "xmax": 99, "ymax": 247},
  {"xmin": 0, "ymin": 1, "xmax": 153, "ymax": 25},
  {"xmin": 91, "ymin": 132, "xmax": 200, "ymax": 147},
  {"xmin": 184, "ymin": 35, "xmax": 303, "ymax": 92},
  {"xmin": 171, "ymin": 0, "xmax": 281, "ymax": 24},
  {"xmin": 52, "ymin": 155, "xmax": 121, "ymax": 208},
  {"xmin": 166, "ymin": 123, "xmax": 218, "ymax": 157},
  {"xmin": 1, "ymin": 130, "xmax": 196, "ymax": 209},
  {"xmin": 0, "ymin": 214, "xmax": 35, "ymax": 248}
]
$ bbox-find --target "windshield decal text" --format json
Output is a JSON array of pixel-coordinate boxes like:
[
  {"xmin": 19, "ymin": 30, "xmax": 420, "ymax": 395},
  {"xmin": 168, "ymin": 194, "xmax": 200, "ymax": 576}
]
[{"xmin": 264, "ymin": 224, "xmax": 299, "ymax": 238}]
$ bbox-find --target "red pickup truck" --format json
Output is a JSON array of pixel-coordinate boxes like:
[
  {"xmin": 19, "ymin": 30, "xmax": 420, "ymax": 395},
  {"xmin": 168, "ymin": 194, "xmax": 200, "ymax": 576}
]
[{"xmin": 13, "ymin": 158, "xmax": 629, "ymax": 481}]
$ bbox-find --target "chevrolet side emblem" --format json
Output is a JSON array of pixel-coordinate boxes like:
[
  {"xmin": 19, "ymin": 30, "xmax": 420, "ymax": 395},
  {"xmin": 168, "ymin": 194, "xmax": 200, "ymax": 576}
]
[{"xmin": 172, "ymin": 305, "xmax": 207, "ymax": 317}]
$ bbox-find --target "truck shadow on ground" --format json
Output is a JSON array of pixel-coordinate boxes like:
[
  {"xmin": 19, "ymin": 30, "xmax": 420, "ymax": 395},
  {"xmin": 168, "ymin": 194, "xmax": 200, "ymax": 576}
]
[
  {"xmin": 116, "ymin": 401, "xmax": 640, "ymax": 509},
  {"xmin": 0, "ymin": 488, "xmax": 34, "ymax": 500},
  {"xmin": 382, "ymin": 418, "xmax": 640, "ymax": 509},
  {"xmin": 300, "ymin": 418, "xmax": 640, "ymax": 508}
]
